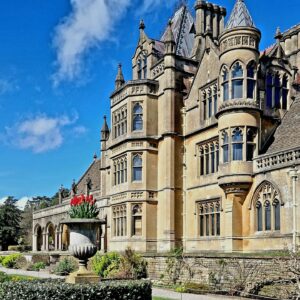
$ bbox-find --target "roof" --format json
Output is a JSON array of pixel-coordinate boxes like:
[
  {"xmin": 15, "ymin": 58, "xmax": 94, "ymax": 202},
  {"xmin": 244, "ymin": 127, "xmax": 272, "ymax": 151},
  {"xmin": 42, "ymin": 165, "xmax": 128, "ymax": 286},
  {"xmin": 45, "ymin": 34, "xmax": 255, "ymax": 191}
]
[
  {"xmin": 226, "ymin": 0, "xmax": 255, "ymax": 30},
  {"xmin": 266, "ymin": 95, "xmax": 300, "ymax": 154},
  {"xmin": 161, "ymin": 5, "xmax": 194, "ymax": 57}
]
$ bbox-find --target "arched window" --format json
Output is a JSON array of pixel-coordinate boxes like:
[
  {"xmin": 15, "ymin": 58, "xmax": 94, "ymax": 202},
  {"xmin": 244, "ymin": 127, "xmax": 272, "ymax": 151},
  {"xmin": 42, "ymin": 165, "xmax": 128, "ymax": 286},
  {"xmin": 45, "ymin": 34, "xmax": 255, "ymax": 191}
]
[
  {"xmin": 222, "ymin": 67, "xmax": 229, "ymax": 101},
  {"xmin": 282, "ymin": 75, "xmax": 288, "ymax": 110},
  {"xmin": 252, "ymin": 182, "xmax": 282, "ymax": 232},
  {"xmin": 232, "ymin": 62, "xmax": 244, "ymax": 99},
  {"xmin": 132, "ymin": 103, "xmax": 143, "ymax": 131},
  {"xmin": 247, "ymin": 62, "xmax": 256, "ymax": 99},
  {"xmin": 273, "ymin": 199, "xmax": 281, "ymax": 231},
  {"xmin": 132, "ymin": 155, "xmax": 142, "ymax": 181},
  {"xmin": 246, "ymin": 128, "xmax": 256, "ymax": 161},
  {"xmin": 132, "ymin": 204, "xmax": 142, "ymax": 236},
  {"xmin": 222, "ymin": 131, "xmax": 229, "ymax": 163},
  {"xmin": 256, "ymin": 201, "xmax": 262, "ymax": 232},
  {"xmin": 232, "ymin": 128, "xmax": 243, "ymax": 161},
  {"xmin": 211, "ymin": 144, "xmax": 215, "ymax": 174},
  {"xmin": 137, "ymin": 52, "xmax": 147, "ymax": 80}
]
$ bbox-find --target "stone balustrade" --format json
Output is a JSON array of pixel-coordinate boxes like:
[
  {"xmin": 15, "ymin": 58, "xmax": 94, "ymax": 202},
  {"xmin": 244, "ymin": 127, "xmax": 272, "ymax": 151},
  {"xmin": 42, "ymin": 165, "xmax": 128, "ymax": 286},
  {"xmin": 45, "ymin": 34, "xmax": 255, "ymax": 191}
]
[
  {"xmin": 254, "ymin": 146, "xmax": 300, "ymax": 173},
  {"xmin": 110, "ymin": 80, "xmax": 158, "ymax": 107}
]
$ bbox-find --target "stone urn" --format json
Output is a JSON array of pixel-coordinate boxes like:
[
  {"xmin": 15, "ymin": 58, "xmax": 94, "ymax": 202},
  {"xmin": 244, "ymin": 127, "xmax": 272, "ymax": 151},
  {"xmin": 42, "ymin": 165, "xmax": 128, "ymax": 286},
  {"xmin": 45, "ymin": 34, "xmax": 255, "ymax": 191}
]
[{"xmin": 61, "ymin": 218, "xmax": 102, "ymax": 284}]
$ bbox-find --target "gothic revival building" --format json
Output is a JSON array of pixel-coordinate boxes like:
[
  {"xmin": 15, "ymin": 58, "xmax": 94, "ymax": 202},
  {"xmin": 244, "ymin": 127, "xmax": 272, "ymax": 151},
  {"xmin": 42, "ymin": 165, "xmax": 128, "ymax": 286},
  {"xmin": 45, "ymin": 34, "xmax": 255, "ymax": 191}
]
[{"xmin": 33, "ymin": 0, "xmax": 300, "ymax": 253}]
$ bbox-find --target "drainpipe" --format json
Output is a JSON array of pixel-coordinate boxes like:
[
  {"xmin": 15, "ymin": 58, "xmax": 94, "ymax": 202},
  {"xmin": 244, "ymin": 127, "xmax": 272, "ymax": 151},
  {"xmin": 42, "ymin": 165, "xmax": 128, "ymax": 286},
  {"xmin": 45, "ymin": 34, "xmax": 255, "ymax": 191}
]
[{"xmin": 289, "ymin": 167, "xmax": 299, "ymax": 253}]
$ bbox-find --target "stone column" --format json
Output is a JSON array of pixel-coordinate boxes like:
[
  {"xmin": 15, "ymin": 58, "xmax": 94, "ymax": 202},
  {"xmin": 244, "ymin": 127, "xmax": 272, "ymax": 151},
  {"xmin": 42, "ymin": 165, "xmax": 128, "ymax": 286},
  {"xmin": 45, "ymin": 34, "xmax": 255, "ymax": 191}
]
[
  {"xmin": 54, "ymin": 230, "xmax": 58, "ymax": 251},
  {"xmin": 32, "ymin": 234, "xmax": 37, "ymax": 252},
  {"xmin": 100, "ymin": 224, "xmax": 105, "ymax": 253},
  {"xmin": 45, "ymin": 232, "xmax": 49, "ymax": 252},
  {"xmin": 58, "ymin": 230, "xmax": 63, "ymax": 251},
  {"xmin": 42, "ymin": 233, "xmax": 46, "ymax": 251}
]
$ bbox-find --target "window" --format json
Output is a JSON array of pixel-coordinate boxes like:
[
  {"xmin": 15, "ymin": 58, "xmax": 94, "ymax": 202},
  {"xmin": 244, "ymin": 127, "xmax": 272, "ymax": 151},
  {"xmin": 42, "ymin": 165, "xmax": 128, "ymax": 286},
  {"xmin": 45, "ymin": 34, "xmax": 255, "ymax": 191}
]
[
  {"xmin": 113, "ymin": 156, "xmax": 127, "ymax": 185},
  {"xmin": 247, "ymin": 63, "xmax": 256, "ymax": 99},
  {"xmin": 132, "ymin": 154, "xmax": 142, "ymax": 181},
  {"xmin": 137, "ymin": 52, "xmax": 147, "ymax": 80},
  {"xmin": 198, "ymin": 141, "xmax": 219, "ymax": 176},
  {"xmin": 282, "ymin": 75, "xmax": 288, "ymax": 110},
  {"xmin": 113, "ymin": 105, "xmax": 127, "ymax": 139},
  {"xmin": 246, "ymin": 128, "xmax": 256, "ymax": 161},
  {"xmin": 132, "ymin": 103, "xmax": 143, "ymax": 131},
  {"xmin": 266, "ymin": 73, "xmax": 289, "ymax": 110},
  {"xmin": 232, "ymin": 62, "xmax": 244, "ymax": 99},
  {"xmin": 132, "ymin": 204, "xmax": 142, "ymax": 236},
  {"xmin": 202, "ymin": 85, "xmax": 218, "ymax": 120},
  {"xmin": 222, "ymin": 131, "xmax": 229, "ymax": 163},
  {"xmin": 232, "ymin": 128, "xmax": 243, "ymax": 161},
  {"xmin": 198, "ymin": 200, "xmax": 221, "ymax": 237},
  {"xmin": 112, "ymin": 205, "xmax": 127, "ymax": 237},
  {"xmin": 222, "ymin": 68, "xmax": 229, "ymax": 101},
  {"xmin": 253, "ymin": 182, "xmax": 281, "ymax": 232}
]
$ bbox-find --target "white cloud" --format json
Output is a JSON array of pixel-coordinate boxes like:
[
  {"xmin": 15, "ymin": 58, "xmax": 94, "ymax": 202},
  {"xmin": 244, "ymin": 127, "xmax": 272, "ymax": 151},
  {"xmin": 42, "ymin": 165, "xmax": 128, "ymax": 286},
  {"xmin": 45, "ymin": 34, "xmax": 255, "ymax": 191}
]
[
  {"xmin": 73, "ymin": 125, "xmax": 88, "ymax": 136},
  {"xmin": 52, "ymin": 0, "xmax": 131, "ymax": 86},
  {"xmin": 5, "ymin": 113, "xmax": 80, "ymax": 153},
  {"xmin": 0, "ymin": 79, "xmax": 19, "ymax": 95}
]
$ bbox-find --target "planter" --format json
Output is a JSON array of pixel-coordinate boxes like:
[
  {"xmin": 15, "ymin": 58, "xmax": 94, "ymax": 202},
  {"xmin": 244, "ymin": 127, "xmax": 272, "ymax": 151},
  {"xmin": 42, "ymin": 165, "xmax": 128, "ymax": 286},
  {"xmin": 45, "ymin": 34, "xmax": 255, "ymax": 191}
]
[{"xmin": 60, "ymin": 218, "xmax": 102, "ymax": 284}]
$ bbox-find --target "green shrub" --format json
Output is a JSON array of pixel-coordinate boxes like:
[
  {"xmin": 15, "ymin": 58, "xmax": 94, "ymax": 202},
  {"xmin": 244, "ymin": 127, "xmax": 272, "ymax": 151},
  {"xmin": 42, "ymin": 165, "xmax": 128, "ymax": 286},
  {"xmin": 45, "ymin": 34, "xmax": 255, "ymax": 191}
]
[
  {"xmin": 91, "ymin": 251, "xmax": 121, "ymax": 278},
  {"xmin": 1, "ymin": 254, "xmax": 23, "ymax": 269},
  {"xmin": 7, "ymin": 245, "xmax": 31, "ymax": 252},
  {"xmin": 0, "ymin": 279, "xmax": 152, "ymax": 300},
  {"xmin": 29, "ymin": 262, "xmax": 46, "ymax": 271},
  {"xmin": 0, "ymin": 256, "xmax": 4, "ymax": 265},
  {"xmin": 53, "ymin": 258, "xmax": 77, "ymax": 275}
]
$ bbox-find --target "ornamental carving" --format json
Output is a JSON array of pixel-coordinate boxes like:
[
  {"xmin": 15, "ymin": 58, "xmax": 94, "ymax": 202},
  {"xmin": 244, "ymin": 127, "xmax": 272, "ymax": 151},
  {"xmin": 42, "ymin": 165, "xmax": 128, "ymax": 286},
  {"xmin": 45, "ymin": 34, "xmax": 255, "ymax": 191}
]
[{"xmin": 221, "ymin": 35, "xmax": 257, "ymax": 53}]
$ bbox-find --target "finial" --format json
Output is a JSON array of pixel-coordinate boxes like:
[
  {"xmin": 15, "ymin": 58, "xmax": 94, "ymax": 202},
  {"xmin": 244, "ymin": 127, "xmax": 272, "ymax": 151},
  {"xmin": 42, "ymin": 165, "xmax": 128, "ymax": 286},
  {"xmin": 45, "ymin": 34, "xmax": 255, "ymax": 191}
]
[
  {"xmin": 93, "ymin": 153, "xmax": 97, "ymax": 160},
  {"xmin": 275, "ymin": 27, "xmax": 282, "ymax": 40},
  {"xmin": 139, "ymin": 19, "xmax": 145, "ymax": 30},
  {"xmin": 168, "ymin": 19, "xmax": 173, "ymax": 27},
  {"xmin": 115, "ymin": 63, "xmax": 125, "ymax": 89}
]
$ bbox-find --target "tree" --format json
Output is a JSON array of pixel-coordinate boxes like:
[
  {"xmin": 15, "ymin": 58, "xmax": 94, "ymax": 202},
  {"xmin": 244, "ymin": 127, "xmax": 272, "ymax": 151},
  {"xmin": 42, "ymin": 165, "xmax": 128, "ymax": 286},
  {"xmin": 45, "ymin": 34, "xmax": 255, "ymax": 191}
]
[
  {"xmin": 20, "ymin": 202, "xmax": 33, "ymax": 246},
  {"xmin": 0, "ymin": 197, "xmax": 22, "ymax": 250}
]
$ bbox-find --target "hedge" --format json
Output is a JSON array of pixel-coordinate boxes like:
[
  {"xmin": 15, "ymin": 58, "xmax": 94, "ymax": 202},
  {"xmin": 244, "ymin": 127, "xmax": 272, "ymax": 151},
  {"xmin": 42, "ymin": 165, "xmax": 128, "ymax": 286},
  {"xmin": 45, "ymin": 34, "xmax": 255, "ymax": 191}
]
[{"xmin": 0, "ymin": 279, "xmax": 152, "ymax": 300}]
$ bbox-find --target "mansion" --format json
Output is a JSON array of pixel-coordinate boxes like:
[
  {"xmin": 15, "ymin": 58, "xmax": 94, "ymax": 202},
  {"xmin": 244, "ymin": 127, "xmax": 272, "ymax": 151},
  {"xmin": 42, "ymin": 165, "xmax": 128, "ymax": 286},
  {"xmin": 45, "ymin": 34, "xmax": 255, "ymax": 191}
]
[{"xmin": 33, "ymin": 0, "xmax": 300, "ymax": 253}]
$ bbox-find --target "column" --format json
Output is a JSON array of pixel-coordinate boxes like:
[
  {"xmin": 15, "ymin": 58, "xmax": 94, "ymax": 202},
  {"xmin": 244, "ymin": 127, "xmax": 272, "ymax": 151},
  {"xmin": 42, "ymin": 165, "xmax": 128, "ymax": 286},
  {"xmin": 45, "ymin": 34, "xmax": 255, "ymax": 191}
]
[
  {"xmin": 42, "ymin": 233, "xmax": 46, "ymax": 251},
  {"xmin": 32, "ymin": 234, "xmax": 37, "ymax": 252},
  {"xmin": 54, "ymin": 230, "xmax": 58, "ymax": 251},
  {"xmin": 58, "ymin": 230, "xmax": 63, "ymax": 251}
]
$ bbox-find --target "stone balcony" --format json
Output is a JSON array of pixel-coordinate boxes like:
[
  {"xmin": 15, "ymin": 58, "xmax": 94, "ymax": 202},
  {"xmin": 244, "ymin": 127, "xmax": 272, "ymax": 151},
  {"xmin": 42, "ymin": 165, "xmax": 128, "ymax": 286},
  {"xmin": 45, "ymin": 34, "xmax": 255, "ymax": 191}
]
[
  {"xmin": 110, "ymin": 80, "xmax": 158, "ymax": 107},
  {"xmin": 254, "ymin": 146, "xmax": 300, "ymax": 174}
]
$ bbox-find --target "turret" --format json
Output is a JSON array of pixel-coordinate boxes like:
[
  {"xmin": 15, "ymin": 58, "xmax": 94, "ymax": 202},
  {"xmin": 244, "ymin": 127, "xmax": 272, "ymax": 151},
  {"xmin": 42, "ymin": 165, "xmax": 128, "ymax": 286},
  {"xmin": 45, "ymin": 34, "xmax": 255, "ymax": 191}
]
[
  {"xmin": 100, "ymin": 115, "xmax": 109, "ymax": 151},
  {"xmin": 115, "ymin": 64, "xmax": 125, "ymax": 90},
  {"xmin": 164, "ymin": 20, "xmax": 176, "ymax": 55}
]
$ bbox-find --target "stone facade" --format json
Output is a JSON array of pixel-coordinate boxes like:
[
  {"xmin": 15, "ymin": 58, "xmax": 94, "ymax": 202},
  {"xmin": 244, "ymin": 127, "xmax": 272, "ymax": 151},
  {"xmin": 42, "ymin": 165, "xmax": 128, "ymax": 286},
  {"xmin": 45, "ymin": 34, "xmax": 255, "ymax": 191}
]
[{"xmin": 33, "ymin": 0, "xmax": 300, "ymax": 254}]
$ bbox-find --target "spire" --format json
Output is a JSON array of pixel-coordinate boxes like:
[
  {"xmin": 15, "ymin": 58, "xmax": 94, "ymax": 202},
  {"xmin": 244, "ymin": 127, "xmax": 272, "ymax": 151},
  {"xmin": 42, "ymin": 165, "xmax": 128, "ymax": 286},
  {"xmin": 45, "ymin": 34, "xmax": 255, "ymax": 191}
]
[
  {"xmin": 274, "ymin": 27, "xmax": 284, "ymax": 59},
  {"xmin": 101, "ymin": 115, "xmax": 109, "ymax": 142},
  {"xmin": 115, "ymin": 63, "xmax": 125, "ymax": 89},
  {"xmin": 164, "ymin": 20, "xmax": 176, "ymax": 55},
  {"xmin": 139, "ymin": 19, "xmax": 147, "ymax": 44},
  {"xmin": 226, "ymin": 0, "xmax": 255, "ymax": 30}
]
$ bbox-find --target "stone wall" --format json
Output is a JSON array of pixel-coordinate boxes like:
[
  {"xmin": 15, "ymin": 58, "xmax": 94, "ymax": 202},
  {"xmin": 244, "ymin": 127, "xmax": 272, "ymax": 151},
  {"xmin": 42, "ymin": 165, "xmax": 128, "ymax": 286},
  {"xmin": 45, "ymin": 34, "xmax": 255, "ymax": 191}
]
[{"xmin": 143, "ymin": 254, "xmax": 291, "ymax": 288}]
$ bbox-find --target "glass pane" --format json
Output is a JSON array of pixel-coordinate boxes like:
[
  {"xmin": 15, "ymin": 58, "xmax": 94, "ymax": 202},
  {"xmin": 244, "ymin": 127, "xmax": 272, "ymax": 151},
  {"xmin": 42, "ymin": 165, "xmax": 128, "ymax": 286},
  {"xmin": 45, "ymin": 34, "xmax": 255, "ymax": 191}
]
[
  {"xmin": 223, "ymin": 82, "xmax": 229, "ymax": 101},
  {"xmin": 211, "ymin": 151, "xmax": 215, "ymax": 173},
  {"xmin": 232, "ymin": 63, "xmax": 243, "ymax": 78},
  {"xmin": 200, "ymin": 154, "xmax": 204, "ymax": 176},
  {"xmin": 216, "ymin": 213, "xmax": 220, "ymax": 235},
  {"xmin": 208, "ymin": 97, "xmax": 212, "ymax": 118},
  {"xmin": 265, "ymin": 203, "xmax": 271, "ymax": 231},
  {"xmin": 282, "ymin": 76, "xmax": 288, "ymax": 88},
  {"xmin": 232, "ymin": 130, "xmax": 243, "ymax": 142},
  {"xmin": 247, "ymin": 144, "xmax": 255, "ymax": 161},
  {"xmin": 233, "ymin": 143, "xmax": 243, "ymax": 161},
  {"xmin": 200, "ymin": 215, "xmax": 204, "ymax": 236},
  {"xmin": 133, "ymin": 167, "xmax": 142, "ymax": 181},
  {"xmin": 214, "ymin": 94, "xmax": 218, "ymax": 114},
  {"xmin": 232, "ymin": 79, "xmax": 243, "ymax": 99},
  {"xmin": 133, "ymin": 155, "xmax": 142, "ymax": 167},
  {"xmin": 133, "ymin": 115, "xmax": 143, "ymax": 131},
  {"xmin": 133, "ymin": 104, "xmax": 143, "ymax": 114},
  {"xmin": 266, "ymin": 86, "xmax": 273, "ymax": 108},
  {"xmin": 206, "ymin": 215, "xmax": 209, "ymax": 236},
  {"xmin": 216, "ymin": 149, "xmax": 219, "ymax": 171},
  {"xmin": 223, "ymin": 145, "xmax": 229, "ymax": 163},
  {"xmin": 211, "ymin": 214, "xmax": 215, "ymax": 236},
  {"xmin": 247, "ymin": 66, "xmax": 254, "ymax": 78},
  {"xmin": 223, "ymin": 70, "xmax": 228, "ymax": 81},
  {"xmin": 282, "ymin": 89, "xmax": 288, "ymax": 110},
  {"xmin": 247, "ymin": 79, "xmax": 255, "ymax": 99},
  {"xmin": 257, "ymin": 202, "xmax": 262, "ymax": 231},
  {"xmin": 275, "ymin": 87, "xmax": 281, "ymax": 108},
  {"xmin": 205, "ymin": 153, "xmax": 209, "ymax": 174},
  {"xmin": 203, "ymin": 101, "xmax": 207, "ymax": 120},
  {"xmin": 275, "ymin": 203, "xmax": 280, "ymax": 231}
]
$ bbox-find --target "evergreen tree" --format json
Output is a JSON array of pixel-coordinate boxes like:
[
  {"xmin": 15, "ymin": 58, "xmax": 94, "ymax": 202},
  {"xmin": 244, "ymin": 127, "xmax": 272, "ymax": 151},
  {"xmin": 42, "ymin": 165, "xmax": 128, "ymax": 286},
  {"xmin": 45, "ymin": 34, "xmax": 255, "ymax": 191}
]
[{"xmin": 0, "ymin": 196, "xmax": 22, "ymax": 250}]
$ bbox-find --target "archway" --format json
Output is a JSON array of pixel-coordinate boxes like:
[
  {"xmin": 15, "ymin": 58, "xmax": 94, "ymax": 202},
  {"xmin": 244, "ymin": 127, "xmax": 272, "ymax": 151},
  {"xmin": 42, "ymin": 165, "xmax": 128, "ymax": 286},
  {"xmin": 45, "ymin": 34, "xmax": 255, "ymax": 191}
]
[
  {"xmin": 46, "ymin": 223, "xmax": 55, "ymax": 251},
  {"xmin": 35, "ymin": 225, "xmax": 43, "ymax": 251},
  {"xmin": 62, "ymin": 224, "xmax": 70, "ymax": 251}
]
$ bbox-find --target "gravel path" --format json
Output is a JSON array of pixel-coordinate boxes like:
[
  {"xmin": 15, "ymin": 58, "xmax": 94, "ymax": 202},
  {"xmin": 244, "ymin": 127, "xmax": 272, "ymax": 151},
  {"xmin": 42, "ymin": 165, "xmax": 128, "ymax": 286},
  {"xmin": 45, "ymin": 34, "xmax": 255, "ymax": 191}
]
[
  {"xmin": 152, "ymin": 287, "xmax": 244, "ymax": 300},
  {"xmin": 0, "ymin": 266, "xmax": 64, "ymax": 279}
]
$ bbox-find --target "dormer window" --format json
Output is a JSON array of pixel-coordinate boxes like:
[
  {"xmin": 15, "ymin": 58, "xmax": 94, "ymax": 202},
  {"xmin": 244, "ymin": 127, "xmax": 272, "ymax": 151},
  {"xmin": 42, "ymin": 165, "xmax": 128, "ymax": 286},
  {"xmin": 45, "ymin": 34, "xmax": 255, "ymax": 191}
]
[
  {"xmin": 232, "ymin": 62, "xmax": 244, "ymax": 99},
  {"xmin": 137, "ymin": 52, "xmax": 147, "ymax": 80},
  {"xmin": 266, "ymin": 72, "xmax": 289, "ymax": 110}
]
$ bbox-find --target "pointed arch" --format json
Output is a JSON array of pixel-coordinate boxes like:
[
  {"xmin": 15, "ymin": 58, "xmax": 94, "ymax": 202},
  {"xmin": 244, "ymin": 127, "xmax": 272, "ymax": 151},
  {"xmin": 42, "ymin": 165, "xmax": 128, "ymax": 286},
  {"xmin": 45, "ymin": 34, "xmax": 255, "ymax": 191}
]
[{"xmin": 249, "ymin": 180, "xmax": 283, "ymax": 210}]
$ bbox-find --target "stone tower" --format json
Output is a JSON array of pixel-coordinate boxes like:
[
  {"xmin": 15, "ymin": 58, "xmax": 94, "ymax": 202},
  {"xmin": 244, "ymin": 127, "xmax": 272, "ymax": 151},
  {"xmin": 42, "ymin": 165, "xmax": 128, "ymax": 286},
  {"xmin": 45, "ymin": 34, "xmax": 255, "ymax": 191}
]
[{"xmin": 216, "ymin": 0, "xmax": 261, "ymax": 252}]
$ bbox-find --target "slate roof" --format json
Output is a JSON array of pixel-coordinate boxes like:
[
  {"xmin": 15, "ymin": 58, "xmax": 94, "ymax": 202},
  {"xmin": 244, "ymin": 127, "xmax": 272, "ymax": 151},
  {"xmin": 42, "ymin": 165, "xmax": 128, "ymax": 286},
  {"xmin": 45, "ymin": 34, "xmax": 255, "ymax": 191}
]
[
  {"xmin": 161, "ymin": 5, "xmax": 195, "ymax": 57},
  {"xmin": 226, "ymin": 0, "xmax": 255, "ymax": 30},
  {"xmin": 266, "ymin": 95, "xmax": 300, "ymax": 154}
]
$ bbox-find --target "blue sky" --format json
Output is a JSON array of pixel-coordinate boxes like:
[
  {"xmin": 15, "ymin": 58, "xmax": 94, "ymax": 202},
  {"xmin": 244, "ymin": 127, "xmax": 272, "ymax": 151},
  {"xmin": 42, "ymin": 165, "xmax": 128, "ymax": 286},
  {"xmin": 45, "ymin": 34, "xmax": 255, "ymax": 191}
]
[{"xmin": 0, "ymin": 0, "xmax": 299, "ymax": 199}]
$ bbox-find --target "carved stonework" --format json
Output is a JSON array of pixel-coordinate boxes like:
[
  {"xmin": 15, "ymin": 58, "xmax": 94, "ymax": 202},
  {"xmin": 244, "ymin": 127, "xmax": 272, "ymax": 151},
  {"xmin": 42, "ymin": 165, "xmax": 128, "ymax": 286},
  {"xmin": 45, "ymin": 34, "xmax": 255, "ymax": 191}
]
[{"xmin": 221, "ymin": 34, "xmax": 258, "ymax": 53}]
